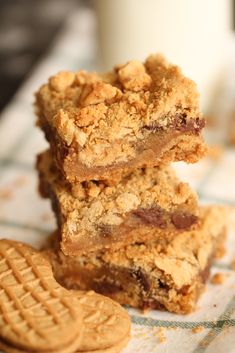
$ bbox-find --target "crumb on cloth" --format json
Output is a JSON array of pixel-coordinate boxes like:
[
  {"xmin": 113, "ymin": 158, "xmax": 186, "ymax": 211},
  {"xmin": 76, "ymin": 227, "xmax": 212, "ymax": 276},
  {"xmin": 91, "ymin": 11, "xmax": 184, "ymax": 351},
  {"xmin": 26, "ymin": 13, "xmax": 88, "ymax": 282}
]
[
  {"xmin": 206, "ymin": 145, "xmax": 224, "ymax": 161},
  {"xmin": 231, "ymin": 260, "xmax": 235, "ymax": 270},
  {"xmin": 13, "ymin": 176, "xmax": 28, "ymax": 187},
  {"xmin": 192, "ymin": 326, "xmax": 204, "ymax": 334},
  {"xmin": 0, "ymin": 188, "xmax": 13, "ymax": 200},
  {"xmin": 210, "ymin": 272, "xmax": 228, "ymax": 285},
  {"xmin": 152, "ymin": 327, "xmax": 166, "ymax": 343}
]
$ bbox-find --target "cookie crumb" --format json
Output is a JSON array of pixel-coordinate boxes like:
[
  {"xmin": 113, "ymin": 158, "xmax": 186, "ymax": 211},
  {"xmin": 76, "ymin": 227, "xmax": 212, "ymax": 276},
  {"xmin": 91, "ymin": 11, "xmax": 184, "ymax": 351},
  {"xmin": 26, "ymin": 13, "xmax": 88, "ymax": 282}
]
[
  {"xmin": 214, "ymin": 245, "xmax": 226, "ymax": 259},
  {"xmin": 152, "ymin": 327, "xmax": 166, "ymax": 343},
  {"xmin": 192, "ymin": 326, "xmax": 204, "ymax": 334},
  {"xmin": 118, "ymin": 60, "xmax": 152, "ymax": 91},
  {"xmin": 158, "ymin": 327, "xmax": 166, "ymax": 343},
  {"xmin": 231, "ymin": 260, "xmax": 235, "ymax": 270},
  {"xmin": 49, "ymin": 71, "xmax": 75, "ymax": 92},
  {"xmin": 0, "ymin": 188, "xmax": 13, "ymax": 200},
  {"xmin": 13, "ymin": 176, "xmax": 28, "ymax": 187},
  {"xmin": 211, "ymin": 273, "xmax": 226, "ymax": 285},
  {"xmin": 133, "ymin": 327, "xmax": 149, "ymax": 339},
  {"xmin": 207, "ymin": 145, "xmax": 224, "ymax": 161},
  {"xmin": 41, "ymin": 212, "xmax": 53, "ymax": 221}
]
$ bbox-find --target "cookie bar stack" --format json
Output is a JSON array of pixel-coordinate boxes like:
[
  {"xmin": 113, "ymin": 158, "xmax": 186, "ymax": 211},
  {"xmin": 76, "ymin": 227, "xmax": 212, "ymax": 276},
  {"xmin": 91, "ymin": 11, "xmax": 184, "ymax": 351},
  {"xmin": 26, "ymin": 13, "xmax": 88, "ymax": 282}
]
[{"xmin": 35, "ymin": 55, "xmax": 226, "ymax": 314}]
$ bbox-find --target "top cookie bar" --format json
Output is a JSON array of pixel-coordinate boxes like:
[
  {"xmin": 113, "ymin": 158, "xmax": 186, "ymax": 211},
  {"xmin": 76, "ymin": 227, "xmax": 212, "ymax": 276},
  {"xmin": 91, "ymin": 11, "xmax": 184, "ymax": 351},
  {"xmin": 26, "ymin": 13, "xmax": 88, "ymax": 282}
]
[{"xmin": 36, "ymin": 54, "xmax": 206, "ymax": 182}]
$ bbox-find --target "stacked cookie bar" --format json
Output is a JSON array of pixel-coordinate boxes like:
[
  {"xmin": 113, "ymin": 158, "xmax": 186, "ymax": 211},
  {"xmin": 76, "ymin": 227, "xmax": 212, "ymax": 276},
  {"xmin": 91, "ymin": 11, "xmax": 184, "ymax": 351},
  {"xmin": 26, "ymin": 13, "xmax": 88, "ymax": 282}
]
[{"xmin": 35, "ymin": 54, "xmax": 226, "ymax": 314}]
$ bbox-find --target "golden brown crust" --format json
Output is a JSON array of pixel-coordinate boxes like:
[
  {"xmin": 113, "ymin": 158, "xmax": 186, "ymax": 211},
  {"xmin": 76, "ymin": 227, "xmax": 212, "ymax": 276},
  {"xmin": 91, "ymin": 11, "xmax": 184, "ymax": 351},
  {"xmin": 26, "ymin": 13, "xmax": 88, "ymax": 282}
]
[
  {"xmin": 46, "ymin": 206, "xmax": 227, "ymax": 314},
  {"xmin": 35, "ymin": 54, "xmax": 205, "ymax": 182},
  {"xmin": 37, "ymin": 150, "xmax": 199, "ymax": 255}
]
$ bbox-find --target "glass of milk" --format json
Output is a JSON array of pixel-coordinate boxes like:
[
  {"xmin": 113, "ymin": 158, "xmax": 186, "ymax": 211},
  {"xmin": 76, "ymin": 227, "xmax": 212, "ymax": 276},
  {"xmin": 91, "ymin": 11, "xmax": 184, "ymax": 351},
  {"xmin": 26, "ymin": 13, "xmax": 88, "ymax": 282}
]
[{"xmin": 94, "ymin": 0, "xmax": 233, "ymax": 112}]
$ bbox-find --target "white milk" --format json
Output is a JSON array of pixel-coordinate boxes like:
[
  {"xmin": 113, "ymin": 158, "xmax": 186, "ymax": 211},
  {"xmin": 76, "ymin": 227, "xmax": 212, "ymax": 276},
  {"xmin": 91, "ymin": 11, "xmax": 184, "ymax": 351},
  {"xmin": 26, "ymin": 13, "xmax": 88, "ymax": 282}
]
[{"xmin": 94, "ymin": 0, "xmax": 233, "ymax": 111}]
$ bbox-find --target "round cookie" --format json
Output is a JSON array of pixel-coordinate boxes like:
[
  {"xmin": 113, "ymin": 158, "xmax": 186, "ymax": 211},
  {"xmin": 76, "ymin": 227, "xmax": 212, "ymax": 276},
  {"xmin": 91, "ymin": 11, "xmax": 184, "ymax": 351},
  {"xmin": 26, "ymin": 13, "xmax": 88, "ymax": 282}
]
[
  {"xmin": 0, "ymin": 239, "xmax": 83, "ymax": 352},
  {"xmin": 75, "ymin": 290, "xmax": 131, "ymax": 352},
  {"xmin": 0, "ymin": 335, "xmax": 83, "ymax": 353},
  {"xmin": 0, "ymin": 335, "xmax": 129, "ymax": 353},
  {"xmin": 82, "ymin": 335, "xmax": 130, "ymax": 353}
]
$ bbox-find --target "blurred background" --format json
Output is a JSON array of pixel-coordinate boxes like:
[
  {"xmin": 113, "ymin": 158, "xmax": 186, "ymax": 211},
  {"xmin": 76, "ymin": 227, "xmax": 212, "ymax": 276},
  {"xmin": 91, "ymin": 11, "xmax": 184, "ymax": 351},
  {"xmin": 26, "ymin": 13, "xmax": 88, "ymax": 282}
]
[
  {"xmin": 0, "ymin": 0, "xmax": 89, "ymax": 112},
  {"xmin": 0, "ymin": 0, "xmax": 235, "ymax": 142}
]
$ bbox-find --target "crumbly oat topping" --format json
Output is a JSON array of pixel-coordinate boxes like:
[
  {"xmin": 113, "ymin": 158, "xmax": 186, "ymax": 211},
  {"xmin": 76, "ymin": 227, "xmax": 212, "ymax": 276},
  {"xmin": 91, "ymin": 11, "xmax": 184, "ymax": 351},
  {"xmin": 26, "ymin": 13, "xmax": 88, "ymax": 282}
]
[
  {"xmin": 117, "ymin": 60, "xmax": 152, "ymax": 91},
  {"xmin": 79, "ymin": 81, "xmax": 122, "ymax": 107},
  {"xmin": 38, "ymin": 150, "xmax": 198, "ymax": 242},
  {"xmin": 49, "ymin": 71, "xmax": 75, "ymax": 92},
  {"xmin": 36, "ymin": 54, "xmax": 202, "ymax": 167}
]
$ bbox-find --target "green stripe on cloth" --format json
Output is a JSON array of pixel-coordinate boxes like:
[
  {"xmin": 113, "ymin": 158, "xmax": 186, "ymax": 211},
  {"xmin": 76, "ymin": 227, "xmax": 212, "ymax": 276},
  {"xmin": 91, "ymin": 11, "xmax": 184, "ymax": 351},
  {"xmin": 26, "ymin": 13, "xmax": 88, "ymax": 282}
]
[
  {"xmin": 131, "ymin": 315, "xmax": 235, "ymax": 329},
  {"xmin": 0, "ymin": 159, "xmax": 33, "ymax": 171},
  {"xmin": 0, "ymin": 125, "xmax": 33, "ymax": 175},
  {"xmin": 197, "ymin": 192, "xmax": 235, "ymax": 206},
  {"xmin": 0, "ymin": 219, "xmax": 51, "ymax": 234},
  {"xmin": 192, "ymin": 295, "xmax": 235, "ymax": 352},
  {"xmin": 213, "ymin": 262, "xmax": 235, "ymax": 271}
]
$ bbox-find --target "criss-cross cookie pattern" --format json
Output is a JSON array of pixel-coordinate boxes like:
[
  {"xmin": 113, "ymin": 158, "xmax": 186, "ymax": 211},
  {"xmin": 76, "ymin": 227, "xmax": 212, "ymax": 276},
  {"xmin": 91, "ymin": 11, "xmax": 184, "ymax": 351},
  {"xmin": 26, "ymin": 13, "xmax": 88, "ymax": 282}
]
[
  {"xmin": 75, "ymin": 290, "xmax": 130, "ymax": 351},
  {"xmin": 0, "ymin": 240, "xmax": 82, "ymax": 352}
]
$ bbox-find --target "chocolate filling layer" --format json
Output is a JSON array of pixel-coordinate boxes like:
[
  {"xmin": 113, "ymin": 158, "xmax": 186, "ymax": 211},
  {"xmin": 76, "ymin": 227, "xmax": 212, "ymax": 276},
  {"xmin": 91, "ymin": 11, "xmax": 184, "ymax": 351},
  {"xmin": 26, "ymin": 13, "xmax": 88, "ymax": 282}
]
[
  {"xmin": 171, "ymin": 212, "xmax": 198, "ymax": 229},
  {"xmin": 133, "ymin": 206, "xmax": 198, "ymax": 230},
  {"xmin": 139, "ymin": 258, "xmax": 212, "ymax": 312},
  {"xmin": 133, "ymin": 206, "xmax": 167, "ymax": 228},
  {"xmin": 143, "ymin": 115, "xmax": 205, "ymax": 135},
  {"xmin": 39, "ymin": 110, "xmax": 205, "ymax": 183},
  {"xmin": 55, "ymin": 257, "xmax": 212, "ymax": 314},
  {"xmin": 131, "ymin": 269, "xmax": 151, "ymax": 292}
]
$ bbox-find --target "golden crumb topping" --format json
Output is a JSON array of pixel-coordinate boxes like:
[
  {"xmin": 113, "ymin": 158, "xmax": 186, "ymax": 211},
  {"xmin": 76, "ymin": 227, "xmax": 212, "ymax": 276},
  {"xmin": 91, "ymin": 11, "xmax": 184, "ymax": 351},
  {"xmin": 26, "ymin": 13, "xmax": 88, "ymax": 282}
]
[{"xmin": 36, "ymin": 54, "xmax": 202, "ymax": 167}]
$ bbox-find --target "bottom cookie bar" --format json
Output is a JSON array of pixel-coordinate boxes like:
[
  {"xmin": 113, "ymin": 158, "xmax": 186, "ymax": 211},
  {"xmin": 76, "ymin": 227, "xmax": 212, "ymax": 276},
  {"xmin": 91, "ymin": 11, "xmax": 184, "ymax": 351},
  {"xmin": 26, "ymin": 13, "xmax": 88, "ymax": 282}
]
[{"xmin": 47, "ymin": 206, "xmax": 227, "ymax": 314}]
